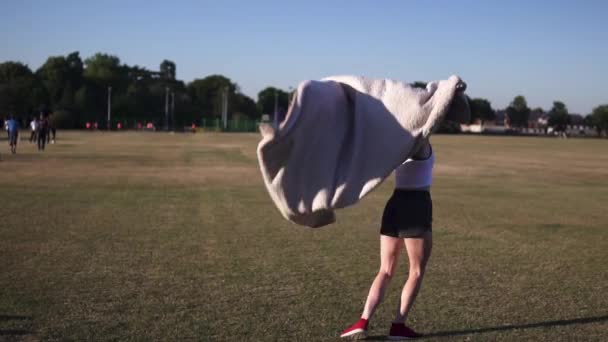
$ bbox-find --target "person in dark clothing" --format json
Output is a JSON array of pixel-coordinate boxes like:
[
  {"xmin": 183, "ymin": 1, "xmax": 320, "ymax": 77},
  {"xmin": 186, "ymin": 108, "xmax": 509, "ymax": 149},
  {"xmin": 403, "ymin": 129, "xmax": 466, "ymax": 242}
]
[
  {"xmin": 50, "ymin": 125, "xmax": 56, "ymax": 143},
  {"xmin": 46, "ymin": 114, "xmax": 56, "ymax": 144},
  {"xmin": 37, "ymin": 113, "xmax": 48, "ymax": 151}
]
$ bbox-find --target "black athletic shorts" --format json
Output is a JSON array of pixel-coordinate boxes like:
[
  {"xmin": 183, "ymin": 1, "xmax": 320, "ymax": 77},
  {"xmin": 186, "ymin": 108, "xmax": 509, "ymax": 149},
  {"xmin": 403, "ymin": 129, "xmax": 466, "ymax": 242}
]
[{"xmin": 380, "ymin": 189, "xmax": 432, "ymax": 238}]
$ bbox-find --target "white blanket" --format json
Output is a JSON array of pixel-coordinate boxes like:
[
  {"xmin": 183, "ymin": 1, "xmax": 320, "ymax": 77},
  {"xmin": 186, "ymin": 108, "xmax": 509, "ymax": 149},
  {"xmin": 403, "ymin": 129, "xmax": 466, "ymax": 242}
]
[{"xmin": 257, "ymin": 75, "xmax": 466, "ymax": 228}]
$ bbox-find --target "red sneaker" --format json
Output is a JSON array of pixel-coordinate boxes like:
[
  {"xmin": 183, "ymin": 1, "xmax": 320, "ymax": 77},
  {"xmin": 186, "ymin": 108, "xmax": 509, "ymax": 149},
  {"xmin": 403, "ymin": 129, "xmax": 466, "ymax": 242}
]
[
  {"xmin": 388, "ymin": 323, "xmax": 421, "ymax": 340},
  {"xmin": 340, "ymin": 318, "xmax": 368, "ymax": 339}
]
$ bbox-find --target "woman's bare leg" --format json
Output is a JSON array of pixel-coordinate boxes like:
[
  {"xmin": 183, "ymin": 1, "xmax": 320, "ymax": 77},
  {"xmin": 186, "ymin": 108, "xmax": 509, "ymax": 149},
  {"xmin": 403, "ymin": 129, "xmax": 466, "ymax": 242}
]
[
  {"xmin": 393, "ymin": 232, "xmax": 432, "ymax": 323},
  {"xmin": 361, "ymin": 235, "xmax": 402, "ymax": 320}
]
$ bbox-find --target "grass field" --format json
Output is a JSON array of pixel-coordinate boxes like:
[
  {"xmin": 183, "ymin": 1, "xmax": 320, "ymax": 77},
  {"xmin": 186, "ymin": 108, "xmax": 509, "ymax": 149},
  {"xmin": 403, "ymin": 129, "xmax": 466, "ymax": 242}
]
[{"xmin": 1, "ymin": 131, "xmax": 607, "ymax": 341}]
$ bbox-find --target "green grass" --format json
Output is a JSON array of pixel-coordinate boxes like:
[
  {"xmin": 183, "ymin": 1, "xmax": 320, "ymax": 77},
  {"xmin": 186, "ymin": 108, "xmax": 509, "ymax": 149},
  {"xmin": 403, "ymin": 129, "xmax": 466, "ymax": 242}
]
[{"xmin": 1, "ymin": 132, "xmax": 607, "ymax": 341}]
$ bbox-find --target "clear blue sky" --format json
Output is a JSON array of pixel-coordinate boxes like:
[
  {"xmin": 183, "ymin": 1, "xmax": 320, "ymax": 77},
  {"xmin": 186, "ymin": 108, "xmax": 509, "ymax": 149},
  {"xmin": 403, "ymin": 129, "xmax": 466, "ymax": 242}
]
[{"xmin": 2, "ymin": 0, "xmax": 607, "ymax": 114}]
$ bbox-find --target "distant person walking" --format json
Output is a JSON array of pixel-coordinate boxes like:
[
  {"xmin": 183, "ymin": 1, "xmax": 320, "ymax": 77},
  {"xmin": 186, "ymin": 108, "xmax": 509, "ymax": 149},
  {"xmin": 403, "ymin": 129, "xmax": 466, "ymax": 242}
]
[
  {"xmin": 30, "ymin": 117, "xmax": 38, "ymax": 143},
  {"xmin": 37, "ymin": 113, "xmax": 49, "ymax": 151},
  {"xmin": 47, "ymin": 114, "xmax": 56, "ymax": 144},
  {"xmin": 6, "ymin": 115, "xmax": 20, "ymax": 154}
]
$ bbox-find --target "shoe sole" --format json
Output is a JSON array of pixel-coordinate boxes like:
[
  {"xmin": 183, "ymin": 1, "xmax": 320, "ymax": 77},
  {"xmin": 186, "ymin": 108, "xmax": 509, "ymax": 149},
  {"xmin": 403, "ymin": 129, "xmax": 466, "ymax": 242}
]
[{"xmin": 340, "ymin": 328, "xmax": 367, "ymax": 339}]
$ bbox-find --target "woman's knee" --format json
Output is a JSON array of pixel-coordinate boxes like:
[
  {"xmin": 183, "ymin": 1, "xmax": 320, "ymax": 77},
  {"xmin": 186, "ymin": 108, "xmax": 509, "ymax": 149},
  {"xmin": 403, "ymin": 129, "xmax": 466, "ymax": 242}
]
[
  {"xmin": 408, "ymin": 266, "xmax": 425, "ymax": 281},
  {"xmin": 378, "ymin": 267, "xmax": 396, "ymax": 280}
]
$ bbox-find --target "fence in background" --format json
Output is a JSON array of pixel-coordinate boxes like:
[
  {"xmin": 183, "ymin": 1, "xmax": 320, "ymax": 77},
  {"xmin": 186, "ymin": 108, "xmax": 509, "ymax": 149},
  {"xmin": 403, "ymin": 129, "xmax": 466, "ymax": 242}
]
[{"xmin": 199, "ymin": 118, "xmax": 262, "ymax": 132}]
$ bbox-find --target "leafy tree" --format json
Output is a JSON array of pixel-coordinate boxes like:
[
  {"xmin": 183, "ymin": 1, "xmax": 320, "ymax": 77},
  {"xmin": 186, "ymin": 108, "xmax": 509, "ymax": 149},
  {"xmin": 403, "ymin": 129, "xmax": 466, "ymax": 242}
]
[
  {"xmin": 66, "ymin": 52, "xmax": 84, "ymax": 80},
  {"xmin": 548, "ymin": 101, "xmax": 570, "ymax": 132},
  {"xmin": 233, "ymin": 93, "xmax": 260, "ymax": 120},
  {"xmin": 37, "ymin": 56, "xmax": 70, "ymax": 106},
  {"xmin": 74, "ymin": 85, "xmax": 94, "ymax": 122},
  {"xmin": 65, "ymin": 52, "xmax": 84, "ymax": 104},
  {"xmin": 81, "ymin": 53, "xmax": 128, "ymax": 125},
  {"xmin": 188, "ymin": 75, "xmax": 237, "ymax": 119},
  {"xmin": 36, "ymin": 52, "xmax": 83, "ymax": 113},
  {"xmin": 591, "ymin": 105, "xmax": 608, "ymax": 136},
  {"xmin": 160, "ymin": 60, "xmax": 176, "ymax": 80},
  {"xmin": 506, "ymin": 95, "xmax": 531, "ymax": 129},
  {"xmin": 161, "ymin": 80, "xmax": 191, "ymax": 128},
  {"xmin": 530, "ymin": 107, "xmax": 545, "ymax": 121},
  {"xmin": 51, "ymin": 109, "xmax": 78, "ymax": 128},
  {"xmin": 0, "ymin": 62, "xmax": 45, "ymax": 119},
  {"xmin": 583, "ymin": 114, "xmax": 594, "ymax": 127},
  {"xmin": 469, "ymin": 98, "xmax": 495, "ymax": 124},
  {"xmin": 411, "ymin": 81, "xmax": 427, "ymax": 89},
  {"xmin": 257, "ymin": 87, "xmax": 288, "ymax": 115},
  {"xmin": 84, "ymin": 53, "xmax": 122, "ymax": 80}
]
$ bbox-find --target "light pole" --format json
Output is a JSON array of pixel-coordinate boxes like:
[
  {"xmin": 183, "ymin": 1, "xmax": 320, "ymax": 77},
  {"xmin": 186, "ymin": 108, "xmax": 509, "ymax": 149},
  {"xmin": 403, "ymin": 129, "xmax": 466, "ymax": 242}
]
[
  {"xmin": 221, "ymin": 86, "xmax": 228, "ymax": 130},
  {"xmin": 287, "ymin": 86, "xmax": 293, "ymax": 108},
  {"xmin": 164, "ymin": 87, "xmax": 169, "ymax": 131},
  {"xmin": 107, "ymin": 86, "xmax": 112, "ymax": 130},
  {"xmin": 273, "ymin": 89, "xmax": 278, "ymax": 128},
  {"xmin": 170, "ymin": 92, "xmax": 175, "ymax": 131}
]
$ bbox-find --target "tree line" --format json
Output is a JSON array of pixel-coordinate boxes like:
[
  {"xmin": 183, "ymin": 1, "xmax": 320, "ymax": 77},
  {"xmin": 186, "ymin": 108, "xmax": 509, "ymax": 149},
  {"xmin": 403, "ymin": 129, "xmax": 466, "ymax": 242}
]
[
  {"xmin": 411, "ymin": 82, "xmax": 608, "ymax": 135},
  {"xmin": 1, "ymin": 51, "xmax": 607, "ymax": 135},
  {"xmin": 0, "ymin": 52, "xmax": 291, "ymax": 129}
]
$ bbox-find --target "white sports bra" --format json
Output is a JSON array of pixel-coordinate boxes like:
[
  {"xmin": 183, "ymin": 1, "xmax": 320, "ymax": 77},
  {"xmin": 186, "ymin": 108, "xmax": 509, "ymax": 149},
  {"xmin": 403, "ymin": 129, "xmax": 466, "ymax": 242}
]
[{"xmin": 394, "ymin": 148, "xmax": 434, "ymax": 189}]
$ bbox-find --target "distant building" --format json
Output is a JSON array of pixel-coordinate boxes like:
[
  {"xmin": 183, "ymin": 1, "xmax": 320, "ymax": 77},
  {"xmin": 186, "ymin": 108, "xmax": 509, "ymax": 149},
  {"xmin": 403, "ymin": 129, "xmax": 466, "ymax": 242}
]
[
  {"xmin": 565, "ymin": 114, "xmax": 596, "ymax": 136},
  {"xmin": 494, "ymin": 110, "xmax": 507, "ymax": 126},
  {"xmin": 461, "ymin": 105, "xmax": 599, "ymax": 137},
  {"xmin": 527, "ymin": 108, "xmax": 548, "ymax": 134},
  {"xmin": 569, "ymin": 114, "xmax": 584, "ymax": 125}
]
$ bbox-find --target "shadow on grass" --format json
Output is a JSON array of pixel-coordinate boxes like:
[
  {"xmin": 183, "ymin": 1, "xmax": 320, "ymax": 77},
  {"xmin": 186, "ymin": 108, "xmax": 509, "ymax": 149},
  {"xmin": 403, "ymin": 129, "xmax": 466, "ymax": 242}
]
[
  {"xmin": 0, "ymin": 315, "xmax": 32, "ymax": 321},
  {"xmin": 365, "ymin": 315, "xmax": 608, "ymax": 340},
  {"xmin": 0, "ymin": 315, "xmax": 33, "ymax": 336},
  {"xmin": 0, "ymin": 329, "xmax": 31, "ymax": 336}
]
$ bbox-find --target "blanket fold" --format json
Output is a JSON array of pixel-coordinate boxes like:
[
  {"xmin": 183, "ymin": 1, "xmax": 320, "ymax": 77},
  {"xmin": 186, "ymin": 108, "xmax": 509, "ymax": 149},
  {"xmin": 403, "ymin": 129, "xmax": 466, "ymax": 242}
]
[{"xmin": 257, "ymin": 75, "xmax": 467, "ymax": 228}]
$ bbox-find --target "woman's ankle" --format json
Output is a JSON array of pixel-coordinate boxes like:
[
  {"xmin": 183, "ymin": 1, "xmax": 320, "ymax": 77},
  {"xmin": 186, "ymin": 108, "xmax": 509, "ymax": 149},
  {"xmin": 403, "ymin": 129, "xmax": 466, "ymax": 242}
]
[{"xmin": 392, "ymin": 316, "xmax": 406, "ymax": 324}]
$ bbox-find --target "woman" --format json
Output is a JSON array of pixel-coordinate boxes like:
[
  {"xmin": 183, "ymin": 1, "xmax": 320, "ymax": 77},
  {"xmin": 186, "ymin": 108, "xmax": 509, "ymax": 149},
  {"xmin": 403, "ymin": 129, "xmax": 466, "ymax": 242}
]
[
  {"xmin": 340, "ymin": 138, "xmax": 434, "ymax": 340},
  {"xmin": 339, "ymin": 80, "xmax": 468, "ymax": 340}
]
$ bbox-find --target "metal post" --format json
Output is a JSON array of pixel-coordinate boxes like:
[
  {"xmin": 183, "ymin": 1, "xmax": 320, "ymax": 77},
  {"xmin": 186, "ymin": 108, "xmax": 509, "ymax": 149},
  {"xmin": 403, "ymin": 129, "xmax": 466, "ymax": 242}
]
[
  {"xmin": 287, "ymin": 86, "xmax": 293, "ymax": 108},
  {"xmin": 107, "ymin": 86, "xmax": 112, "ymax": 130},
  {"xmin": 273, "ymin": 89, "xmax": 278, "ymax": 128},
  {"xmin": 221, "ymin": 86, "xmax": 228, "ymax": 130},
  {"xmin": 170, "ymin": 92, "xmax": 175, "ymax": 131},
  {"xmin": 164, "ymin": 87, "xmax": 169, "ymax": 131}
]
